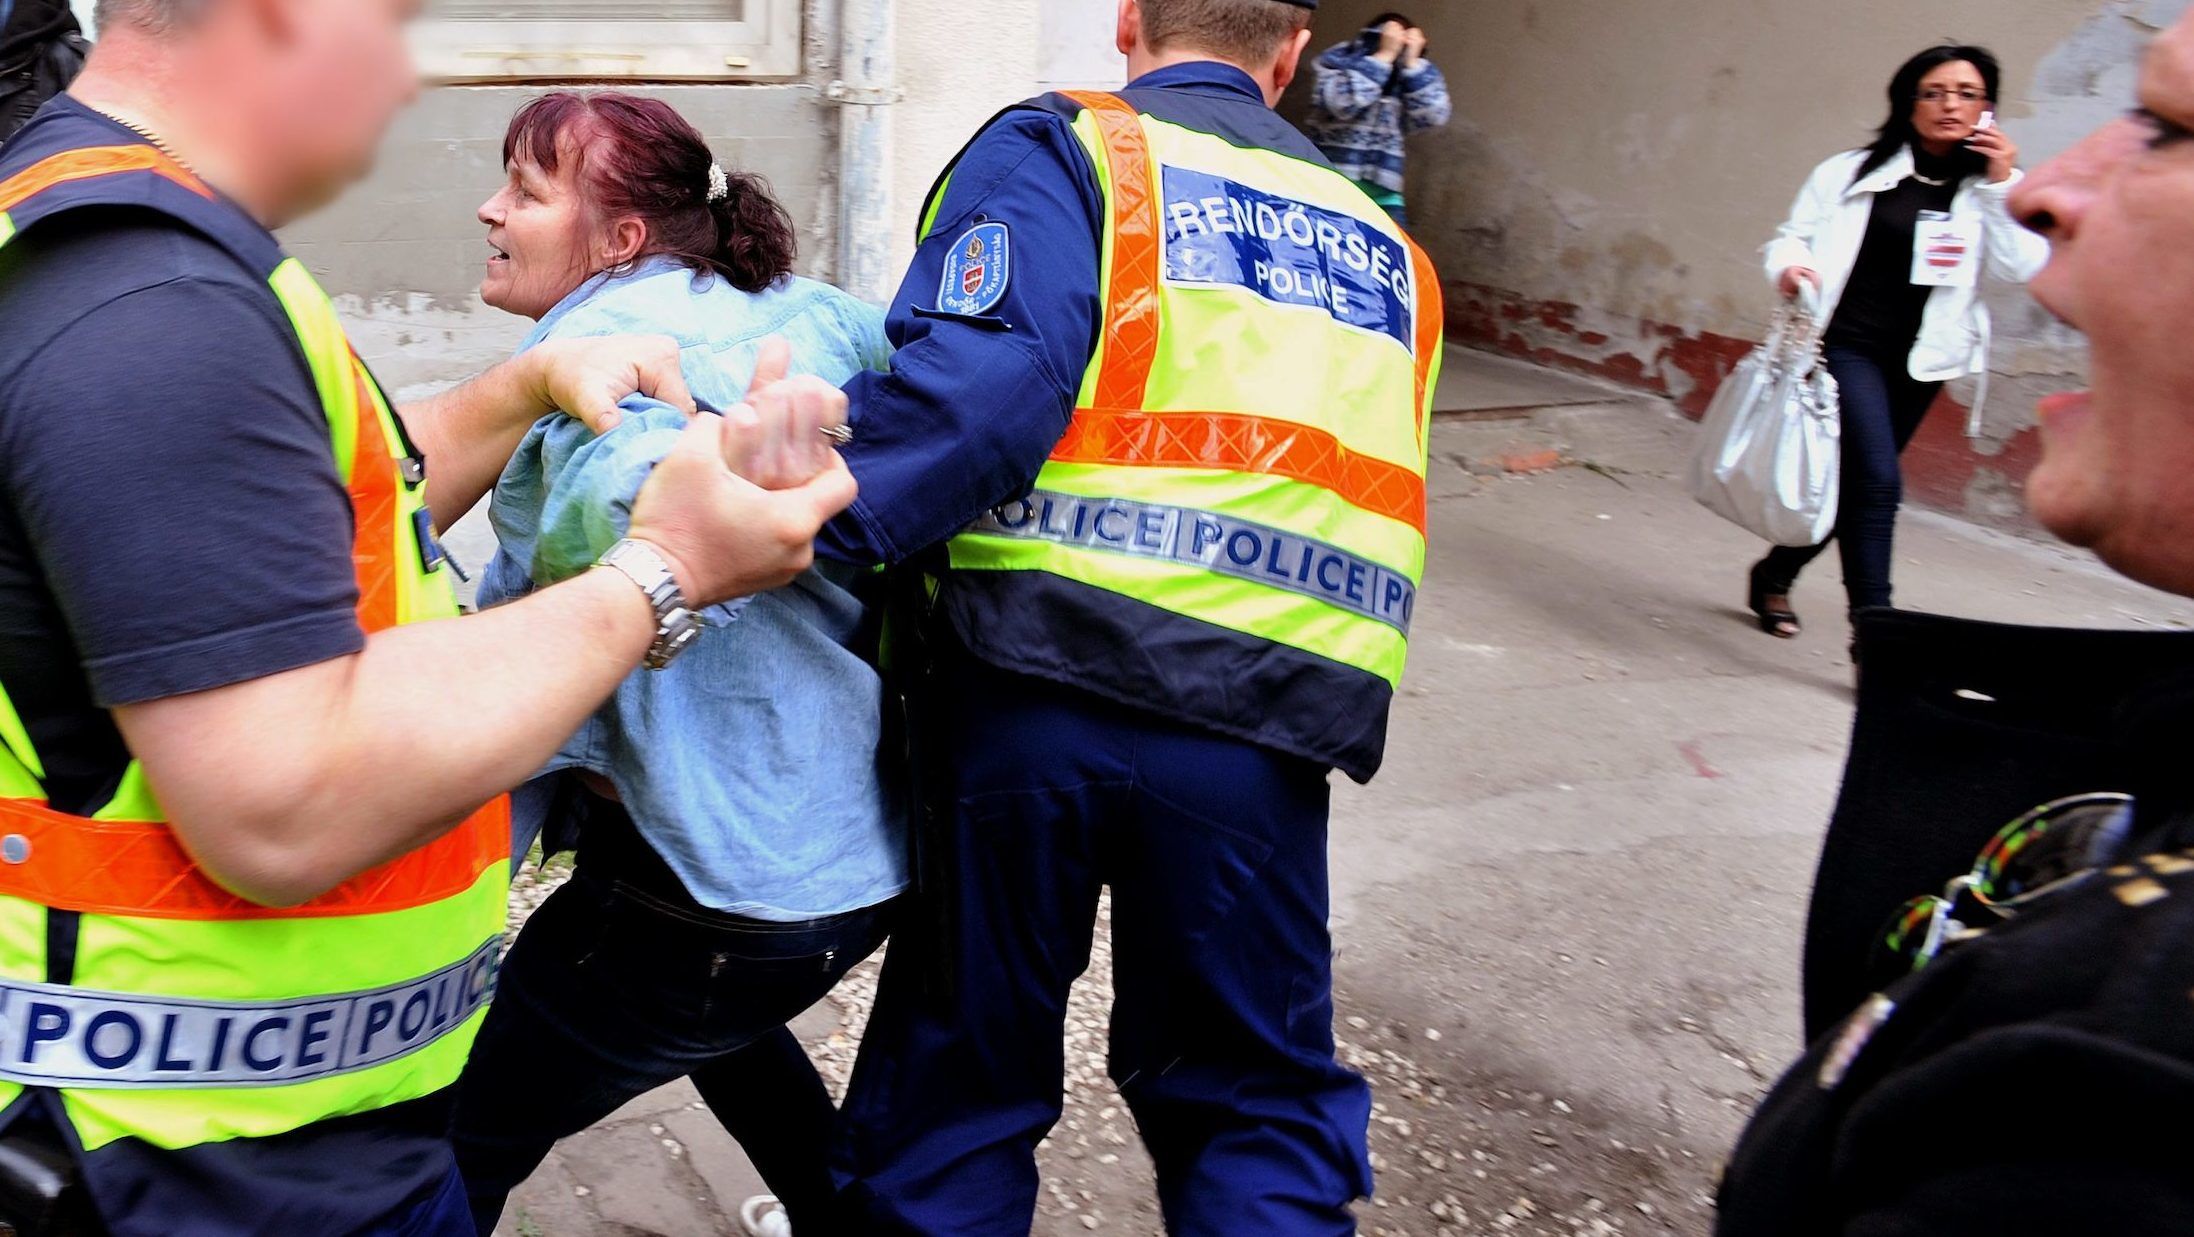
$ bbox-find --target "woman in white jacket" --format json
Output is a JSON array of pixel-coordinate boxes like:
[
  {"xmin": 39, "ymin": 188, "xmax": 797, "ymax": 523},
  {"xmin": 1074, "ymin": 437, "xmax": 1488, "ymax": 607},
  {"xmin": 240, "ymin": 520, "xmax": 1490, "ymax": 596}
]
[{"xmin": 1749, "ymin": 44, "xmax": 2050, "ymax": 641}]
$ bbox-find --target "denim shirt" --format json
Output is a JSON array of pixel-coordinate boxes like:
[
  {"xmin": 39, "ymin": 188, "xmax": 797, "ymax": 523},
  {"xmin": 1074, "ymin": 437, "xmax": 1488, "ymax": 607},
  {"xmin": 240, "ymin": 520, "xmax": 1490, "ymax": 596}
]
[{"xmin": 478, "ymin": 256, "xmax": 906, "ymax": 921}]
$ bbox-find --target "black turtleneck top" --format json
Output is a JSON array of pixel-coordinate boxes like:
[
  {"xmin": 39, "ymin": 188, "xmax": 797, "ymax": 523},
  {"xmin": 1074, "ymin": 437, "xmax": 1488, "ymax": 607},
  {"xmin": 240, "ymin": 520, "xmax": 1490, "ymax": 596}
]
[{"xmin": 1824, "ymin": 144, "xmax": 1966, "ymax": 357}]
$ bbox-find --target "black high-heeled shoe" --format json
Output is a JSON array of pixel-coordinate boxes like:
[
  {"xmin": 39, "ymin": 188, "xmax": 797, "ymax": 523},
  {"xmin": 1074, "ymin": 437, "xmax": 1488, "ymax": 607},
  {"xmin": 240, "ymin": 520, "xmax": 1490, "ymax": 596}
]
[{"xmin": 1748, "ymin": 560, "xmax": 1801, "ymax": 638}]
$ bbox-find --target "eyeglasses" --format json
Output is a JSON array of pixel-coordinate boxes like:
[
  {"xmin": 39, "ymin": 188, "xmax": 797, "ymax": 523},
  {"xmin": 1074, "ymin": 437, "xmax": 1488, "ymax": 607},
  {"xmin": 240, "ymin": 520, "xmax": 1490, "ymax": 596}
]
[
  {"xmin": 1916, "ymin": 88, "xmax": 1989, "ymax": 105},
  {"xmin": 1875, "ymin": 792, "xmax": 2137, "ymax": 979}
]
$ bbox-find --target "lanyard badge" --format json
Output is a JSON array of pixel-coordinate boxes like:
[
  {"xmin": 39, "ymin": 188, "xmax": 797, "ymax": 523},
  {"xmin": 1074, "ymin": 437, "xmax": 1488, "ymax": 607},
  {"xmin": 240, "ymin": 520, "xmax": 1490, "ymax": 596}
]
[{"xmin": 1912, "ymin": 210, "xmax": 1981, "ymax": 288}]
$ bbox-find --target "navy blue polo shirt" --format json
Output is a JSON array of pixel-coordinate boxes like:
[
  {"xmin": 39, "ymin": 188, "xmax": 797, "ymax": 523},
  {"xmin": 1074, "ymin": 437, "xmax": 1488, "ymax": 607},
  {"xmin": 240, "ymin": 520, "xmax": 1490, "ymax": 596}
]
[{"xmin": 0, "ymin": 97, "xmax": 453, "ymax": 1237}]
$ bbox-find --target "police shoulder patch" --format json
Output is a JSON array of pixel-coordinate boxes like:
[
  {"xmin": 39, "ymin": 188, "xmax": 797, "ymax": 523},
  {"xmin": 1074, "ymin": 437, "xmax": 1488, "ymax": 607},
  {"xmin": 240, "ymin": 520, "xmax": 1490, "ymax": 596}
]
[{"xmin": 937, "ymin": 221, "xmax": 1010, "ymax": 316}]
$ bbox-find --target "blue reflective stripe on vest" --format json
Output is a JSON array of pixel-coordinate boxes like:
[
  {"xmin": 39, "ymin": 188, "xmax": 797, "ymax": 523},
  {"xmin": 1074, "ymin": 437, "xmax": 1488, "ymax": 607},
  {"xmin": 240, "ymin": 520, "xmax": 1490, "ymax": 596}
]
[
  {"xmin": 0, "ymin": 938, "xmax": 499, "ymax": 1088},
  {"xmin": 970, "ymin": 490, "xmax": 1416, "ymax": 633}
]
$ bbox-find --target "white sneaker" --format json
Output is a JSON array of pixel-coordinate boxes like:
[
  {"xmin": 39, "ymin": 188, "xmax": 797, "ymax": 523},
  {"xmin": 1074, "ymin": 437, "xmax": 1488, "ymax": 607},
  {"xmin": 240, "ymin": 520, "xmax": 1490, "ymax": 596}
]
[{"xmin": 739, "ymin": 1195, "xmax": 794, "ymax": 1237}]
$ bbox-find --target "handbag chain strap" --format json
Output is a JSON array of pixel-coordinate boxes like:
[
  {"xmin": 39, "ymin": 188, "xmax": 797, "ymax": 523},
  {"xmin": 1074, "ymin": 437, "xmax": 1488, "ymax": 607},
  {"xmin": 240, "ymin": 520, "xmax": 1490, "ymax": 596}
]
[{"xmin": 1767, "ymin": 288, "xmax": 1829, "ymax": 378}]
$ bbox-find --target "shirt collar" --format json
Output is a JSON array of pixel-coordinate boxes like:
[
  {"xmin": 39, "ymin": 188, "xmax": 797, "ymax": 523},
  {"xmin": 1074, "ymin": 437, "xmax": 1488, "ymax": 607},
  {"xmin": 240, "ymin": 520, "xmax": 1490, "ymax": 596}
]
[
  {"xmin": 1123, "ymin": 61, "xmax": 1266, "ymax": 102},
  {"xmin": 521, "ymin": 254, "xmax": 693, "ymax": 352}
]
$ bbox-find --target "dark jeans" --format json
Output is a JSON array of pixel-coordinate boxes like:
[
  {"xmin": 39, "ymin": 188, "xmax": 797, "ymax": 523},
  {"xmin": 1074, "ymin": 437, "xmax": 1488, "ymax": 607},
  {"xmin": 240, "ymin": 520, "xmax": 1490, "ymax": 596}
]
[
  {"xmin": 1758, "ymin": 343, "xmax": 1943, "ymax": 614},
  {"xmin": 832, "ymin": 654, "xmax": 1370, "ymax": 1236},
  {"xmin": 452, "ymin": 796, "xmax": 893, "ymax": 1236}
]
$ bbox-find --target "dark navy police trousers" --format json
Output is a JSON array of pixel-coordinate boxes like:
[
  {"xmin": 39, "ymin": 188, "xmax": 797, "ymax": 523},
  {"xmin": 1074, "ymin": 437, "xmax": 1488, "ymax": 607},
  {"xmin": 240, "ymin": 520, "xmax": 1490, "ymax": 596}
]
[{"xmin": 832, "ymin": 653, "xmax": 1373, "ymax": 1236}]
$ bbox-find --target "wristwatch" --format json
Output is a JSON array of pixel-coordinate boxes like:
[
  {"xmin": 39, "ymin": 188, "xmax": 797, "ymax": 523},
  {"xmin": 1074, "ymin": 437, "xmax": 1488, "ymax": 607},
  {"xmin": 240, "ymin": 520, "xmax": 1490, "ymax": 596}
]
[{"xmin": 597, "ymin": 538, "xmax": 703, "ymax": 670}]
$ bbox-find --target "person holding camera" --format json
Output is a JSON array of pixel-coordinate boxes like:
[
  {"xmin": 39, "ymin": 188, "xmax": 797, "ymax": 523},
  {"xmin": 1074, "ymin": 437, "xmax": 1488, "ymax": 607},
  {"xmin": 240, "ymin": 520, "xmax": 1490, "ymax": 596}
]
[
  {"xmin": 1746, "ymin": 44, "xmax": 2048, "ymax": 645},
  {"xmin": 1302, "ymin": 10, "xmax": 1450, "ymax": 224}
]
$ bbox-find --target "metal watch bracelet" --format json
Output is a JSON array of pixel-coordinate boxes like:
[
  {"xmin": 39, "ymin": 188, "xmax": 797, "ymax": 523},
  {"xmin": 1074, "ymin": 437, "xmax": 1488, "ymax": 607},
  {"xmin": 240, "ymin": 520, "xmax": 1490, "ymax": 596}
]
[{"xmin": 597, "ymin": 538, "xmax": 703, "ymax": 670}]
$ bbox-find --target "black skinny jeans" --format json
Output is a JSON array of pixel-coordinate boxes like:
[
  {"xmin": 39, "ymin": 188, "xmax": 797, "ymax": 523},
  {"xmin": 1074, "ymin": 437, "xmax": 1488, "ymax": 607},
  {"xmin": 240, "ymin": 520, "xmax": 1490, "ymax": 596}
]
[
  {"xmin": 452, "ymin": 794, "xmax": 892, "ymax": 1236},
  {"xmin": 1758, "ymin": 343, "xmax": 1943, "ymax": 614}
]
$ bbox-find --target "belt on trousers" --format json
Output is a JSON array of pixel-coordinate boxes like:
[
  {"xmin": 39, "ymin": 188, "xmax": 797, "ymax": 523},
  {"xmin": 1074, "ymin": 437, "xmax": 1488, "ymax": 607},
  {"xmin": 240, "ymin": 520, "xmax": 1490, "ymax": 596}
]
[
  {"xmin": 0, "ymin": 937, "xmax": 499, "ymax": 1088},
  {"xmin": 968, "ymin": 490, "xmax": 1417, "ymax": 633}
]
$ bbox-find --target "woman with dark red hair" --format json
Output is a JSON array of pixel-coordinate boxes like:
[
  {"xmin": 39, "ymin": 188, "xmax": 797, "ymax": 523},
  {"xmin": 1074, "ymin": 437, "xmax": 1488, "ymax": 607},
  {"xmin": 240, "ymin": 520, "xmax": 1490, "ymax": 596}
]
[{"xmin": 447, "ymin": 92, "xmax": 904, "ymax": 1237}]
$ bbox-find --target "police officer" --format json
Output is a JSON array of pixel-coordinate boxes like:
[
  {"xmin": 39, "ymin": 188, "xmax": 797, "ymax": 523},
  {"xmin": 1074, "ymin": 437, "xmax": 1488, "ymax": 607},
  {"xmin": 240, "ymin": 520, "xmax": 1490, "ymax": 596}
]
[
  {"xmin": 0, "ymin": 1, "xmax": 850, "ymax": 1231},
  {"xmin": 819, "ymin": 0, "xmax": 1442, "ymax": 1231}
]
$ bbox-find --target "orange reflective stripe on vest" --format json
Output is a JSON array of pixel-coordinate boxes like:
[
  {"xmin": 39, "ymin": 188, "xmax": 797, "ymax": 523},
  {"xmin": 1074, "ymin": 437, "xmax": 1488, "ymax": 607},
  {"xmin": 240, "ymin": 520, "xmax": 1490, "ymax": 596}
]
[
  {"xmin": 1062, "ymin": 90, "xmax": 1162, "ymax": 413},
  {"xmin": 1052, "ymin": 409, "xmax": 1428, "ymax": 533},
  {"xmin": 0, "ymin": 144, "xmax": 211, "ymax": 213},
  {"xmin": 1408, "ymin": 241, "xmax": 1443, "ymax": 450},
  {"xmin": 0, "ymin": 796, "xmax": 509, "ymax": 921},
  {"xmin": 347, "ymin": 351, "xmax": 404, "ymax": 635}
]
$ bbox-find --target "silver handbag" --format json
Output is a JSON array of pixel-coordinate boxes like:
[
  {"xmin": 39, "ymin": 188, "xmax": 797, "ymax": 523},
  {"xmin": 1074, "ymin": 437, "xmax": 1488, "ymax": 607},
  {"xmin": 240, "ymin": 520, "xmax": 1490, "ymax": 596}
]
[{"xmin": 1688, "ymin": 286, "xmax": 1842, "ymax": 547}]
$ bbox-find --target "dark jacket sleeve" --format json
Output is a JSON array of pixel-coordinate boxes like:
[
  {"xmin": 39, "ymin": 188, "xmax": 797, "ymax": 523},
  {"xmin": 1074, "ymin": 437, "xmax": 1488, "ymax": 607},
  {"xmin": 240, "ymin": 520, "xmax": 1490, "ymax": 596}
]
[{"xmin": 817, "ymin": 108, "xmax": 1103, "ymax": 566}]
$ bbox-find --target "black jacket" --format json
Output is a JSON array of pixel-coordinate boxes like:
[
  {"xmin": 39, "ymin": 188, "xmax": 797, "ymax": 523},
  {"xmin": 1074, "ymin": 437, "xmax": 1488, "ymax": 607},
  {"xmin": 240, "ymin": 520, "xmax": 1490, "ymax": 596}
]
[
  {"xmin": 1, "ymin": 0, "xmax": 88, "ymax": 145},
  {"xmin": 1718, "ymin": 609, "xmax": 2194, "ymax": 1235}
]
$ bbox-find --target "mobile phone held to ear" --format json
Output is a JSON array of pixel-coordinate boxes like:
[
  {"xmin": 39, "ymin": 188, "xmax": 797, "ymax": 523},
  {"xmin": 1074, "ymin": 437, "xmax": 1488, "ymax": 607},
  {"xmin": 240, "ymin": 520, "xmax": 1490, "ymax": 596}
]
[{"xmin": 1977, "ymin": 110, "xmax": 1997, "ymax": 132}]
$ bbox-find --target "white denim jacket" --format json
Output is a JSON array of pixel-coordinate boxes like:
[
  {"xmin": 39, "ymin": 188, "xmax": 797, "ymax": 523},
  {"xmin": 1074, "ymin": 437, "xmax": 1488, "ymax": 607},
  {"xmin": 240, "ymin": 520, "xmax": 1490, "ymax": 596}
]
[{"xmin": 1762, "ymin": 147, "xmax": 2050, "ymax": 430}]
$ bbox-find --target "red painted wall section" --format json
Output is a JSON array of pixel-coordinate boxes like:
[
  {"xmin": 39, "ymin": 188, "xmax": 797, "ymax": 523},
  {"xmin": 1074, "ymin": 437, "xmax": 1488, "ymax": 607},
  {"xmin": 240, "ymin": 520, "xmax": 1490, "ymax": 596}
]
[
  {"xmin": 1449, "ymin": 280, "xmax": 1755, "ymax": 417},
  {"xmin": 1447, "ymin": 280, "xmax": 2042, "ymax": 521},
  {"xmin": 1901, "ymin": 390, "xmax": 2044, "ymax": 515}
]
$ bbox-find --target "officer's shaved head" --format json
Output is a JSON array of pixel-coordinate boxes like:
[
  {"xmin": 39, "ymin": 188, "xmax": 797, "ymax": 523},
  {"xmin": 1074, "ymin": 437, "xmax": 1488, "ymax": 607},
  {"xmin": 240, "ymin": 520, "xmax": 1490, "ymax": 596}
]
[
  {"xmin": 1138, "ymin": 0, "xmax": 1313, "ymax": 67},
  {"xmin": 93, "ymin": 0, "xmax": 208, "ymax": 32}
]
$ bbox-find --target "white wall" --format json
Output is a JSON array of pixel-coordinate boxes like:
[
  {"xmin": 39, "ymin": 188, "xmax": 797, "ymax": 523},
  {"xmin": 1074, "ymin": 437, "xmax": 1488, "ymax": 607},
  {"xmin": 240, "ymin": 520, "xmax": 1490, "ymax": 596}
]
[
  {"xmin": 1039, "ymin": 0, "xmax": 1127, "ymax": 92},
  {"xmin": 884, "ymin": 0, "xmax": 1115, "ymax": 282},
  {"xmin": 885, "ymin": 0, "xmax": 1038, "ymax": 280}
]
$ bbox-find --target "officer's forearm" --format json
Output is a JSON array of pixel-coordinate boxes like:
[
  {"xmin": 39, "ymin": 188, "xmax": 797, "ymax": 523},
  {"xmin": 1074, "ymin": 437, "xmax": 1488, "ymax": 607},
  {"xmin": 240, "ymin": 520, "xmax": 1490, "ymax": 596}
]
[
  {"xmin": 113, "ymin": 568, "xmax": 654, "ymax": 907},
  {"xmin": 400, "ymin": 355, "xmax": 555, "ymax": 533}
]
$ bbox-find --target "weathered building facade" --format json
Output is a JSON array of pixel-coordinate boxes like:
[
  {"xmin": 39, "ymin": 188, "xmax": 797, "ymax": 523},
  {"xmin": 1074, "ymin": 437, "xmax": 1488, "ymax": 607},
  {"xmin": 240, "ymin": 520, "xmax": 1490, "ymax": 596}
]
[
  {"xmin": 1290, "ymin": 0, "xmax": 2182, "ymax": 524},
  {"xmin": 63, "ymin": 1, "xmax": 2176, "ymax": 525},
  {"xmin": 62, "ymin": 0, "xmax": 1122, "ymax": 399}
]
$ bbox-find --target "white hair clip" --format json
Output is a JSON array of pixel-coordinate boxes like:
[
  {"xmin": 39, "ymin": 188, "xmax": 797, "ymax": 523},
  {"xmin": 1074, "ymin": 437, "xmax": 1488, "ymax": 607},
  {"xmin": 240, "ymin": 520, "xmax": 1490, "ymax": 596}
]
[{"xmin": 706, "ymin": 162, "xmax": 730, "ymax": 204}]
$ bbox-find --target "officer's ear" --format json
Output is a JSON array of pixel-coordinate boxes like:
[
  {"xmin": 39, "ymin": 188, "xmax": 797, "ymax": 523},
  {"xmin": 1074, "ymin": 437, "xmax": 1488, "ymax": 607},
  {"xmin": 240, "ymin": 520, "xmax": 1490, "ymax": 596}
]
[
  {"xmin": 1115, "ymin": 0, "xmax": 1141, "ymax": 58},
  {"xmin": 1269, "ymin": 28, "xmax": 1314, "ymax": 101}
]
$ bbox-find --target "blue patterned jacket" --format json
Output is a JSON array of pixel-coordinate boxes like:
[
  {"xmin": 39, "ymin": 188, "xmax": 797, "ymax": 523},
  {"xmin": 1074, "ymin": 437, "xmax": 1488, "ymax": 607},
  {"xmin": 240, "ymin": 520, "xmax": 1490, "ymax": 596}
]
[{"xmin": 1302, "ymin": 42, "xmax": 1453, "ymax": 196}]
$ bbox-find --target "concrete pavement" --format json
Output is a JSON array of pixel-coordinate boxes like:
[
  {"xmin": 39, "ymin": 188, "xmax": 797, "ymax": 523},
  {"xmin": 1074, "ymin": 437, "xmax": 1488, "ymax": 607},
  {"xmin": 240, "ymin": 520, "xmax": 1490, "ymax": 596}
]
[{"xmin": 474, "ymin": 348, "xmax": 2194, "ymax": 1235}]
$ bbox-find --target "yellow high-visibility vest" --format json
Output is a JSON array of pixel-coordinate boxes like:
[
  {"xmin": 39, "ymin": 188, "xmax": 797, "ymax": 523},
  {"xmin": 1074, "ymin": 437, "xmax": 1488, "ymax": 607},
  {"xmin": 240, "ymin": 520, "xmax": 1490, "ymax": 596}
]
[
  {"xmin": 0, "ymin": 115, "xmax": 509, "ymax": 1156},
  {"xmin": 938, "ymin": 89, "xmax": 1443, "ymax": 781}
]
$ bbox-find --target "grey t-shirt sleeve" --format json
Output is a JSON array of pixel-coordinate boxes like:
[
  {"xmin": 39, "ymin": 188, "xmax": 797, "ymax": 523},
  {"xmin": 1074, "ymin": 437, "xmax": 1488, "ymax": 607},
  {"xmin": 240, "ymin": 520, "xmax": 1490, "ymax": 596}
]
[{"xmin": 0, "ymin": 271, "xmax": 366, "ymax": 705}]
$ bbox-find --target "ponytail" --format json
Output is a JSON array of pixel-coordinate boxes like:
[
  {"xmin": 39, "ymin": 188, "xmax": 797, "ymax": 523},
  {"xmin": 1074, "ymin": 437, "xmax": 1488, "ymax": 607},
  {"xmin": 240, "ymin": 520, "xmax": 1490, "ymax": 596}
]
[{"xmin": 703, "ymin": 167, "xmax": 798, "ymax": 294}]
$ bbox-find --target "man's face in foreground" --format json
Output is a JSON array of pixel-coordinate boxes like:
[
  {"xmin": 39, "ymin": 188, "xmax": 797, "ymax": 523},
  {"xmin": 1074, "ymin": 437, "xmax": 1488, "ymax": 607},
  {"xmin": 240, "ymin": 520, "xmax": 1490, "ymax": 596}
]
[
  {"xmin": 257, "ymin": 0, "xmax": 422, "ymax": 224},
  {"xmin": 2013, "ymin": 13, "xmax": 2194, "ymax": 597}
]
